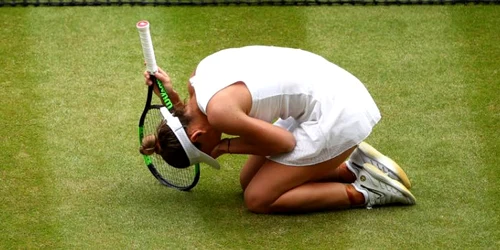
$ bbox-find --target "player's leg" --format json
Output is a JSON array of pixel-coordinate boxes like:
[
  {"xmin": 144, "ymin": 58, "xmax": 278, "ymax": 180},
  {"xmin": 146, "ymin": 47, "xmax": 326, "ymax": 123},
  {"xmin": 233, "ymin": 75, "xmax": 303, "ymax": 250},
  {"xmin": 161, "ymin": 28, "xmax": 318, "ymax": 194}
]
[
  {"xmin": 240, "ymin": 155, "xmax": 267, "ymax": 191},
  {"xmin": 243, "ymin": 147, "xmax": 359, "ymax": 213},
  {"xmin": 241, "ymin": 154, "xmax": 358, "ymax": 192},
  {"xmin": 315, "ymin": 161, "xmax": 357, "ymax": 183},
  {"xmin": 243, "ymin": 147, "xmax": 415, "ymax": 214},
  {"xmin": 240, "ymin": 142, "xmax": 412, "ymax": 192}
]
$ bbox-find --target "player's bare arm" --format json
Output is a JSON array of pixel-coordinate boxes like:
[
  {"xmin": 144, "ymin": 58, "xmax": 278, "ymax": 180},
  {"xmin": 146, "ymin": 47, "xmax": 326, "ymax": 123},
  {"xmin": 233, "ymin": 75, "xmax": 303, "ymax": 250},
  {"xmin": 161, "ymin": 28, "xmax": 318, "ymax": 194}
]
[{"xmin": 207, "ymin": 82, "xmax": 296, "ymax": 157}]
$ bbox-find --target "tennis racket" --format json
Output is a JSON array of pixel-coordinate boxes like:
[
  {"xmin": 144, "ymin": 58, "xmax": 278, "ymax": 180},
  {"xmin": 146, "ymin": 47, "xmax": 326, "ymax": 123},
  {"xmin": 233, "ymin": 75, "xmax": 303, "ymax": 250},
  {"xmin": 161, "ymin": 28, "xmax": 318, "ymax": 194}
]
[{"xmin": 137, "ymin": 20, "xmax": 200, "ymax": 191}]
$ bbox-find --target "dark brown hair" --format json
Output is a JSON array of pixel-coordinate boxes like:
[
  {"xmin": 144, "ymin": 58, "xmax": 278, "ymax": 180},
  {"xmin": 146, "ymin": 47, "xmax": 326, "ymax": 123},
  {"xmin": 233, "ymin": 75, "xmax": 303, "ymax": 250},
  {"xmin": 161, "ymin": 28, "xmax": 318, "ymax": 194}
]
[{"xmin": 139, "ymin": 105, "xmax": 195, "ymax": 169}]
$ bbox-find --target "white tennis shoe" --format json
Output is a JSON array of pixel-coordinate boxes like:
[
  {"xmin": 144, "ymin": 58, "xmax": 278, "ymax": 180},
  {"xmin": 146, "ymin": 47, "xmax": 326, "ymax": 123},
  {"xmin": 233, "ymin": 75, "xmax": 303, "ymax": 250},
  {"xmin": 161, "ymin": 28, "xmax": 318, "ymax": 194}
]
[
  {"xmin": 347, "ymin": 141, "xmax": 412, "ymax": 189},
  {"xmin": 352, "ymin": 163, "xmax": 416, "ymax": 209}
]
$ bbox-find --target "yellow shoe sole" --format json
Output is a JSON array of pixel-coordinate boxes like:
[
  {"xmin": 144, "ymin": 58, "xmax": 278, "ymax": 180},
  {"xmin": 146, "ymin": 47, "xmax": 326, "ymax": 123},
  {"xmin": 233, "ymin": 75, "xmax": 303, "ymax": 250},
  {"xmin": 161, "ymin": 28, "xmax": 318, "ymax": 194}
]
[{"xmin": 358, "ymin": 141, "xmax": 412, "ymax": 189}]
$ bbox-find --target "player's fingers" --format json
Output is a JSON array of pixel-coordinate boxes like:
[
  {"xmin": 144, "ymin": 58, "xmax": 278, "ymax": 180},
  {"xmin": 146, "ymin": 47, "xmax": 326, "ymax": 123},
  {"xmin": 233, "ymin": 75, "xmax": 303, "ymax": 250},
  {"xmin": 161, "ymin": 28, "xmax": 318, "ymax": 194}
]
[
  {"xmin": 210, "ymin": 141, "xmax": 225, "ymax": 159},
  {"xmin": 157, "ymin": 67, "xmax": 168, "ymax": 75},
  {"xmin": 143, "ymin": 71, "xmax": 152, "ymax": 86},
  {"xmin": 154, "ymin": 71, "xmax": 172, "ymax": 85},
  {"xmin": 154, "ymin": 72, "xmax": 167, "ymax": 83}
]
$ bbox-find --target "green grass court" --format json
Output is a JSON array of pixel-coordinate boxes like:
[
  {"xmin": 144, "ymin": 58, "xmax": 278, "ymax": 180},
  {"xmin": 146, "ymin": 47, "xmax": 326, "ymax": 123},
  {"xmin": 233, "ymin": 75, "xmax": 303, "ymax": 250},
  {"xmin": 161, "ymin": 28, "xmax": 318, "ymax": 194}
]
[{"xmin": 1, "ymin": 5, "xmax": 499, "ymax": 249}]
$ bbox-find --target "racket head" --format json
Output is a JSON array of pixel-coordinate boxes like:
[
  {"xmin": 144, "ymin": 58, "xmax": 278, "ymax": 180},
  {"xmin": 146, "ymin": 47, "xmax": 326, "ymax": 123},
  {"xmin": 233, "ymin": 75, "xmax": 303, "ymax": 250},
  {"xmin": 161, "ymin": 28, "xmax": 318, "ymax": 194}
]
[{"xmin": 138, "ymin": 86, "xmax": 200, "ymax": 191}]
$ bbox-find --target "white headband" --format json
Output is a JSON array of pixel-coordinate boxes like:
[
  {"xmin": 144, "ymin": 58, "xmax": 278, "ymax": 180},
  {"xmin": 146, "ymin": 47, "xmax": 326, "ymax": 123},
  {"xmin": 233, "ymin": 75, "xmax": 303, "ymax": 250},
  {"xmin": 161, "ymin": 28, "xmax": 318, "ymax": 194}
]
[{"xmin": 159, "ymin": 107, "xmax": 220, "ymax": 170}]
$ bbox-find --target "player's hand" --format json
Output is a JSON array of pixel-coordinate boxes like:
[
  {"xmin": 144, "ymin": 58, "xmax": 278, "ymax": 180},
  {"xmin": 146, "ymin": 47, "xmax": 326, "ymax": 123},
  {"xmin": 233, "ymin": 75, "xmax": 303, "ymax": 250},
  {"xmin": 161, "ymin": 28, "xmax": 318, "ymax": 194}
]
[
  {"xmin": 210, "ymin": 139, "xmax": 228, "ymax": 159},
  {"xmin": 143, "ymin": 67, "xmax": 172, "ymax": 87},
  {"xmin": 143, "ymin": 66, "xmax": 182, "ymax": 109}
]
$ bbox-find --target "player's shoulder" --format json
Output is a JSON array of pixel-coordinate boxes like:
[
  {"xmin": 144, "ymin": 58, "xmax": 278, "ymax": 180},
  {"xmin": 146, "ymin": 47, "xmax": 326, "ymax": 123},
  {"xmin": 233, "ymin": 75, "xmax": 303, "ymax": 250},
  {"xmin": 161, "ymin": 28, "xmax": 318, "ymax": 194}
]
[{"xmin": 206, "ymin": 82, "xmax": 252, "ymax": 121}]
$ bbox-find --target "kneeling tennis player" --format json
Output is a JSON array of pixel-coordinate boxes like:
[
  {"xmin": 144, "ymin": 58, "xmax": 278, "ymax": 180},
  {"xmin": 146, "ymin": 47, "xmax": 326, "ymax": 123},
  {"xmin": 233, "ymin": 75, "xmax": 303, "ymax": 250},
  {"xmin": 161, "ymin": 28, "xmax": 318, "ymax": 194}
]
[{"xmin": 140, "ymin": 45, "xmax": 416, "ymax": 214}]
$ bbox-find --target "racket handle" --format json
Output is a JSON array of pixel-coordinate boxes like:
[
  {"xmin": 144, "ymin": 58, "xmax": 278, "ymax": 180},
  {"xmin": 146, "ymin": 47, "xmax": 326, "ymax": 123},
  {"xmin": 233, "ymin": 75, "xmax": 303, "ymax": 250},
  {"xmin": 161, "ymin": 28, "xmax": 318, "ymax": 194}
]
[{"xmin": 136, "ymin": 20, "xmax": 158, "ymax": 74}]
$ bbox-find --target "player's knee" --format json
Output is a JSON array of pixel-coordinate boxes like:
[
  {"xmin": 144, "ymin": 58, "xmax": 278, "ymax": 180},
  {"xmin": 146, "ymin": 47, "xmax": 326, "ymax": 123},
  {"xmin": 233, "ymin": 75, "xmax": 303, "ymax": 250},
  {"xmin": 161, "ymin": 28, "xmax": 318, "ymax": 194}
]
[{"xmin": 243, "ymin": 189, "xmax": 273, "ymax": 214}]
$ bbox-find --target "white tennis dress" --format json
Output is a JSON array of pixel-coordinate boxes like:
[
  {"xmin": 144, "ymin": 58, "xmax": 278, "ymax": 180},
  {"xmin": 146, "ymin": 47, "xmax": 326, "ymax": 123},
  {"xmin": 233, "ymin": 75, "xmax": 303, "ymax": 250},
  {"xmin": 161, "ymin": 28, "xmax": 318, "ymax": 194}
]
[{"xmin": 189, "ymin": 46, "xmax": 381, "ymax": 166}]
